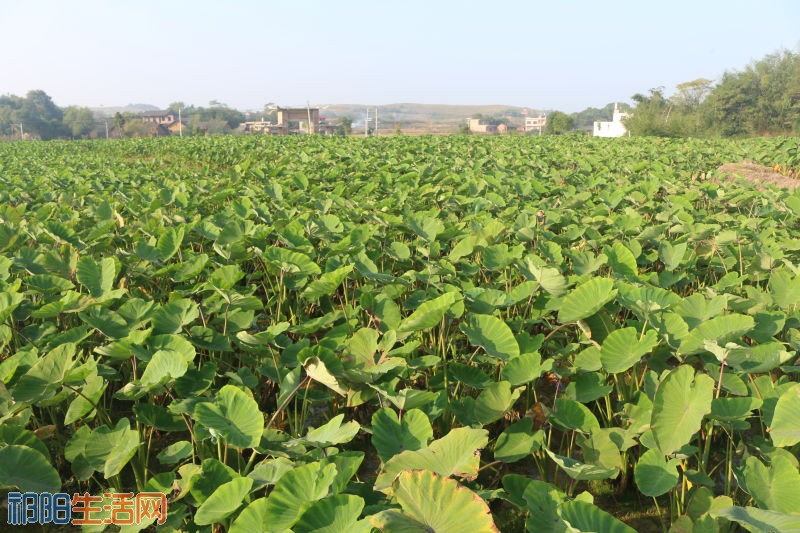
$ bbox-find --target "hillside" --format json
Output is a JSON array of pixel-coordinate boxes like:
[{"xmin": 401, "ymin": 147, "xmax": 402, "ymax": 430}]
[
  {"xmin": 91, "ymin": 103, "xmax": 160, "ymax": 116},
  {"xmin": 321, "ymin": 102, "xmax": 547, "ymax": 131}
]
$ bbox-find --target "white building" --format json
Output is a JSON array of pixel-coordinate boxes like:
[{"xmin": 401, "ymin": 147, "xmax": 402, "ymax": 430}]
[
  {"xmin": 524, "ymin": 114, "xmax": 547, "ymax": 134},
  {"xmin": 593, "ymin": 103, "xmax": 629, "ymax": 137}
]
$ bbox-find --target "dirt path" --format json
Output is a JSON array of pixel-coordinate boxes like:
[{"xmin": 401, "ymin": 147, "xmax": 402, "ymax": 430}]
[{"xmin": 716, "ymin": 162, "xmax": 800, "ymax": 189}]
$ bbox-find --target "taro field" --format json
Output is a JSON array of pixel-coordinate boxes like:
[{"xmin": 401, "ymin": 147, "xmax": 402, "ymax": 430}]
[{"xmin": 1, "ymin": 135, "xmax": 800, "ymax": 532}]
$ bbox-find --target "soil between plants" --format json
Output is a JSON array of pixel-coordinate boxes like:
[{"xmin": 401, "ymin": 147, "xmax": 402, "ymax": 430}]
[{"xmin": 716, "ymin": 161, "xmax": 799, "ymax": 189}]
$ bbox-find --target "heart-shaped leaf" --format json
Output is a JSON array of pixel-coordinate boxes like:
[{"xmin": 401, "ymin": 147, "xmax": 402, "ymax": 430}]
[{"xmin": 193, "ymin": 385, "xmax": 264, "ymax": 449}]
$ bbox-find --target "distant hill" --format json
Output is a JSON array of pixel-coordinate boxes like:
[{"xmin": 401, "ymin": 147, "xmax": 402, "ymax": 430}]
[{"xmin": 91, "ymin": 104, "xmax": 160, "ymax": 116}]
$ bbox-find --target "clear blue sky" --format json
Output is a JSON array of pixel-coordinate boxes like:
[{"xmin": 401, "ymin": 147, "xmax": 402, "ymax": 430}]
[{"xmin": 2, "ymin": 0, "xmax": 798, "ymax": 112}]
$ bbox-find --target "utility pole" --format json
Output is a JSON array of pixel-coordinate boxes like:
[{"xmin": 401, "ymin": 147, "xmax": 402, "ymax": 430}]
[
  {"xmin": 104, "ymin": 119, "xmax": 109, "ymax": 139},
  {"xmin": 374, "ymin": 107, "xmax": 378, "ymax": 136},
  {"xmin": 178, "ymin": 107, "xmax": 183, "ymax": 137},
  {"xmin": 365, "ymin": 108, "xmax": 369, "ymax": 137},
  {"xmin": 15, "ymin": 123, "xmax": 23, "ymax": 140}
]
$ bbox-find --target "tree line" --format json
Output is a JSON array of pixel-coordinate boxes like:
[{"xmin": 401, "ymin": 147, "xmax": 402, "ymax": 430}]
[
  {"xmin": 537, "ymin": 49, "xmax": 798, "ymax": 138},
  {"xmin": 0, "ymin": 90, "xmax": 96, "ymax": 140},
  {"xmin": 0, "ymin": 92, "xmax": 252, "ymax": 140},
  {"xmin": 625, "ymin": 49, "xmax": 800, "ymax": 137},
  {"xmin": 605, "ymin": 49, "xmax": 799, "ymax": 137}
]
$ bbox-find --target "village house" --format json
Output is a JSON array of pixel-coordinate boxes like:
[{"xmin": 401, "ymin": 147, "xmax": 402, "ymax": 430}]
[
  {"xmin": 593, "ymin": 103, "xmax": 629, "ymax": 137},
  {"xmin": 524, "ymin": 114, "xmax": 547, "ymax": 133},
  {"xmin": 467, "ymin": 118, "xmax": 498, "ymax": 134},
  {"xmin": 240, "ymin": 120, "xmax": 282, "ymax": 134},
  {"xmin": 140, "ymin": 110, "xmax": 179, "ymax": 125}
]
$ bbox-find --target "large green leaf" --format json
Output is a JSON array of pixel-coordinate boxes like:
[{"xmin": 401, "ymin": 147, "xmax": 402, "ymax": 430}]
[
  {"xmin": 545, "ymin": 448, "xmax": 619, "ymax": 480},
  {"xmin": 0, "ymin": 445, "xmax": 61, "ymax": 492},
  {"xmin": 520, "ymin": 260, "xmax": 567, "ymax": 296},
  {"xmin": 659, "ymin": 241, "xmax": 687, "ymax": 271},
  {"xmin": 294, "ymin": 495, "xmax": 371, "ymax": 533},
  {"xmin": 0, "ymin": 426, "xmax": 50, "ymax": 459},
  {"xmin": 255, "ymin": 462, "xmax": 337, "ymax": 532},
  {"xmin": 371, "ymin": 407, "xmax": 433, "ymax": 462},
  {"xmin": 711, "ymin": 506, "xmax": 800, "ymax": 533},
  {"xmin": 190, "ymin": 459, "xmax": 238, "ymax": 504},
  {"xmin": 634, "ymin": 449, "xmax": 680, "ymax": 497},
  {"xmin": 64, "ymin": 373, "xmax": 107, "ymax": 424},
  {"xmin": 770, "ymin": 383, "xmax": 800, "ymax": 447},
  {"xmin": 677, "ymin": 314, "xmax": 754, "ymax": 356},
  {"xmin": 0, "ymin": 290, "xmax": 24, "ymax": 322},
  {"xmin": 139, "ymin": 349, "xmax": 190, "ymax": 388},
  {"xmin": 262, "ymin": 246, "xmax": 321, "ymax": 276},
  {"xmin": 770, "ymin": 269, "xmax": 800, "ymax": 309},
  {"xmin": 371, "ymin": 470, "xmax": 499, "ymax": 533},
  {"xmin": 508, "ymin": 478, "xmax": 566, "ymax": 532},
  {"xmin": 398, "ymin": 291, "xmax": 460, "ymax": 332},
  {"xmin": 303, "ymin": 413, "xmax": 360, "ymax": 447},
  {"xmin": 156, "ymin": 440, "xmax": 193, "ymax": 464},
  {"xmin": 559, "ymin": 500, "xmax": 636, "ymax": 533},
  {"xmin": 150, "ymin": 298, "xmax": 199, "ymax": 334},
  {"xmin": 616, "ymin": 282, "xmax": 682, "ymax": 322},
  {"xmin": 302, "ymin": 264, "xmax": 354, "ymax": 301},
  {"xmin": 320, "ymin": 451, "xmax": 364, "ymax": 494},
  {"xmin": 726, "ymin": 342, "xmax": 794, "ymax": 374},
  {"xmin": 79, "ymin": 306, "xmax": 130, "ymax": 339},
  {"xmin": 557, "ymin": 277, "xmax": 616, "ymax": 323},
  {"xmin": 550, "ymin": 398, "xmax": 600, "ymax": 433},
  {"xmin": 195, "ymin": 477, "xmax": 253, "ymax": 525},
  {"xmin": 501, "ymin": 352, "xmax": 547, "ymax": 386},
  {"xmin": 375, "ymin": 427, "xmax": 488, "ymax": 490},
  {"xmin": 460, "ymin": 314, "xmax": 520, "ymax": 360},
  {"xmin": 193, "ymin": 385, "xmax": 264, "ymax": 448},
  {"xmin": 577, "ymin": 428, "xmax": 623, "ymax": 471},
  {"xmin": 494, "ymin": 419, "xmax": 544, "ymax": 463},
  {"xmin": 12, "ymin": 342, "xmax": 75, "ymax": 404},
  {"xmin": 600, "ymin": 327, "xmax": 658, "ymax": 374},
  {"xmin": 157, "ymin": 226, "xmax": 185, "ymax": 261},
  {"xmin": 709, "ymin": 396, "xmax": 762, "ymax": 421},
  {"xmin": 76, "ymin": 256, "xmax": 116, "ymax": 298},
  {"xmin": 606, "ymin": 242, "xmax": 638, "ymax": 279},
  {"xmin": 455, "ymin": 381, "xmax": 521, "ymax": 427},
  {"xmin": 208, "ymin": 264, "xmax": 244, "ymax": 290},
  {"xmin": 406, "ymin": 213, "xmax": 444, "ymax": 242},
  {"xmin": 650, "ymin": 365, "xmax": 714, "ymax": 454},
  {"xmin": 742, "ymin": 455, "xmax": 800, "ymax": 513},
  {"xmin": 82, "ymin": 418, "xmax": 141, "ymax": 479}
]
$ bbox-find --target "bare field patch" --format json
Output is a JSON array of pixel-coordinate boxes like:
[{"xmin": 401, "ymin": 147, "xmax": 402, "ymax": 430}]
[{"xmin": 716, "ymin": 161, "xmax": 800, "ymax": 189}]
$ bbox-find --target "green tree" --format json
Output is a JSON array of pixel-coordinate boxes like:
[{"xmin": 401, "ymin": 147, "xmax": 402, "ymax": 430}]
[
  {"xmin": 121, "ymin": 119, "xmax": 150, "ymax": 138},
  {"xmin": 167, "ymin": 102, "xmax": 186, "ymax": 114},
  {"xmin": 544, "ymin": 111, "xmax": 574, "ymax": 134},
  {"xmin": 113, "ymin": 112, "xmax": 127, "ymax": 133},
  {"xmin": 701, "ymin": 50, "xmax": 800, "ymax": 135},
  {"xmin": 1, "ymin": 90, "xmax": 66, "ymax": 139},
  {"xmin": 0, "ymin": 94, "xmax": 25, "ymax": 137},
  {"xmin": 261, "ymin": 103, "xmax": 277, "ymax": 123},
  {"xmin": 624, "ymin": 88, "xmax": 674, "ymax": 136},
  {"xmin": 192, "ymin": 103, "xmax": 244, "ymax": 130},
  {"xmin": 339, "ymin": 116, "xmax": 353, "ymax": 135},
  {"xmin": 63, "ymin": 106, "xmax": 96, "ymax": 138},
  {"xmin": 673, "ymin": 78, "xmax": 713, "ymax": 111}
]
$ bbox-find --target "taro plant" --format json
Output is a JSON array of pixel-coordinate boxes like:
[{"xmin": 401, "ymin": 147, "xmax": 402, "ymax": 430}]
[{"xmin": 0, "ymin": 134, "xmax": 799, "ymax": 531}]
